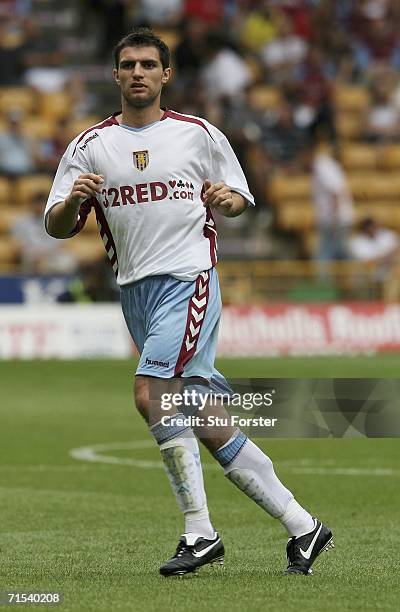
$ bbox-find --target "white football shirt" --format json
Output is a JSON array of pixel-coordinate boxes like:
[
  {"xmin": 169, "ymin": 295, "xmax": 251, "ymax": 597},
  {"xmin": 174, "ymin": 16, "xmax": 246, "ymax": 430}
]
[{"xmin": 45, "ymin": 110, "xmax": 255, "ymax": 285}]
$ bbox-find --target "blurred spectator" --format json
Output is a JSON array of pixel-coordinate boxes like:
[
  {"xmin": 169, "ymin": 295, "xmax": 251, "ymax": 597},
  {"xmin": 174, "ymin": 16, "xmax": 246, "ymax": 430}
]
[
  {"xmin": 310, "ymin": 0, "xmax": 352, "ymax": 78},
  {"xmin": 293, "ymin": 46, "xmax": 335, "ymax": 141},
  {"xmin": 308, "ymin": 143, "xmax": 354, "ymax": 260},
  {"xmin": 363, "ymin": 68, "xmax": 400, "ymax": 142},
  {"xmin": 277, "ymin": 0, "xmax": 312, "ymax": 40},
  {"xmin": 80, "ymin": 0, "xmax": 129, "ymax": 61},
  {"xmin": 261, "ymin": 12, "xmax": 308, "ymax": 82},
  {"xmin": 0, "ymin": 0, "xmax": 31, "ymax": 18},
  {"xmin": 351, "ymin": 7, "xmax": 400, "ymax": 74},
  {"xmin": 138, "ymin": 0, "xmax": 183, "ymax": 25},
  {"xmin": 262, "ymin": 100, "xmax": 310, "ymax": 170},
  {"xmin": 200, "ymin": 31, "xmax": 252, "ymax": 101},
  {"xmin": 37, "ymin": 117, "xmax": 71, "ymax": 173},
  {"xmin": 239, "ymin": 1, "xmax": 279, "ymax": 53},
  {"xmin": 11, "ymin": 191, "xmax": 78, "ymax": 274},
  {"xmin": 67, "ymin": 75, "xmax": 99, "ymax": 119},
  {"xmin": 0, "ymin": 13, "xmax": 30, "ymax": 85},
  {"xmin": 223, "ymin": 85, "xmax": 275, "ymax": 210},
  {"xmin": 184, "ymin": 0, "xmax": 224, "ymax": 25},
  {"xmin": 57, "ymin": 259, "xmax": 119, "ymax": 303},
  {"xmin": 25, "ymin": 67, "xmax": 68, "ymax": 93},
  {"xmin": 23, "ymin": 18, "xmax": 68, "ymax": 92},
  {"xmin": 174, "ymin": 19, "xmax": 207, "ymax": 89},
  {"xmin": 0, "ymin": 110, "xmax": 39, "ymax": 178},
  {"xmin": 349, "ymin": 216, "xmax": 399, "ymax": 279}
]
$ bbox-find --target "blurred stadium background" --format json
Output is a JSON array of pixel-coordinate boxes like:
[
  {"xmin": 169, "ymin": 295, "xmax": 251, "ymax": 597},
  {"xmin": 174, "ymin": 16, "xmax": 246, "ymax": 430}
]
[
  {"xmin": 1, "ymin": 4, "xmax": 400, "ymax": 611},
  {"xmin": 2, "ymin": 0, "xmax": 400, "ymax": 358}
]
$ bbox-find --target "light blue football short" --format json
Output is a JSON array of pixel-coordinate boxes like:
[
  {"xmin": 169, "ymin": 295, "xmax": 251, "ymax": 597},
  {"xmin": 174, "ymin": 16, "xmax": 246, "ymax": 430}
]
[{"xmin": 120, "ymin": 268, "xmax": 232, "ymax": 394}]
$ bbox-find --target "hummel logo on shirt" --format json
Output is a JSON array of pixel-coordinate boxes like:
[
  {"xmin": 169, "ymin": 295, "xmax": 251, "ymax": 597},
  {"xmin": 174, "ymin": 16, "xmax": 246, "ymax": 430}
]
[{"xmin": 79, "ymin": 132, "xmax": 99, "ymax": 150}]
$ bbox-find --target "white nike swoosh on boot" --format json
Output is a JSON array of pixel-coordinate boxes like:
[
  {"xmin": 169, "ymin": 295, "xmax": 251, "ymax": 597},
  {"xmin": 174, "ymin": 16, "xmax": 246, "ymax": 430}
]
[
  {"xmin": 300, "ymin": 524, "xmax": 322, "ymax": 560},
  {"xmin": 192, "ymin": 538, "xmax": 220, "ymax": 558}
]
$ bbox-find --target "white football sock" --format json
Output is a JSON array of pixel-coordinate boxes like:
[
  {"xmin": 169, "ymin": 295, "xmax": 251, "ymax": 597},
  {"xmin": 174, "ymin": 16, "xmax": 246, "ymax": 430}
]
[
  {"xmin": 278, "ymin": 498, "xmax": 315, "ymax": 537},
  {"xmin": 216, "ymin": 432, "xmax": 314, "ymax": 536},
  {"xmin": 159, "ymin": 433, "xmax": 215, "ymax": 540}
]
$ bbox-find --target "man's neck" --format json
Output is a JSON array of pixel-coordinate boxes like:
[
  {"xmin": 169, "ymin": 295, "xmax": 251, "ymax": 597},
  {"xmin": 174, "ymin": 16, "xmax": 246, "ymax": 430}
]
[{"xmin": 119, "ymin": 104, "xmax": 164, "ymax": 129}]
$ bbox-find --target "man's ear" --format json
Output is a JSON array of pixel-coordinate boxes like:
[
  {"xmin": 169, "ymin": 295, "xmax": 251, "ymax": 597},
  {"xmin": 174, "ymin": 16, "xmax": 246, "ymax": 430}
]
[
  {"xmin": 113, "ymin": 68, "xmax": 120, "ymax": 85},
  {"xmin": 161, "ymin": 68, "xmax": 172, "ymax": 84}
]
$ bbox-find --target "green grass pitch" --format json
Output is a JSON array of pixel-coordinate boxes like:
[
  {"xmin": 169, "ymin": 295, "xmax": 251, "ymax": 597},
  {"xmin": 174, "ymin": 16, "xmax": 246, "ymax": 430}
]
[{"xmin": 1, "ymin": 357, "xmax": 399, "ymax": 611}]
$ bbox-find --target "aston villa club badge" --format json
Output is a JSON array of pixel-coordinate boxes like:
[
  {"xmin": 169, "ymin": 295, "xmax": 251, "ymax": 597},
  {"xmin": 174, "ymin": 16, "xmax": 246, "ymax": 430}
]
[{"xmin": 133, "ymin": 150, "xmax": 149, "ymax": 171}]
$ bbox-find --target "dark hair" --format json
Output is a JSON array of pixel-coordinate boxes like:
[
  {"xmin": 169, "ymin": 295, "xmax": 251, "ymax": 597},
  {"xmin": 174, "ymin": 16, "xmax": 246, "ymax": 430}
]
[
  {"xmin": 359, "ymin": 216, "xmax": 375, "ymax": 232},
  {"xmin": 113, "ymin": 27, "xmax": 170, "ymax": 70}
]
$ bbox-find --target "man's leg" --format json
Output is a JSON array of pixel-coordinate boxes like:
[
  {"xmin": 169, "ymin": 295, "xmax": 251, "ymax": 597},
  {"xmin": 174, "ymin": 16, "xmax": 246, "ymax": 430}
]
[
  {"xmin": 193, "ymin": 401, "xmax": 333, "ymax": 575},
  {"xmin": 134, "ymin": 376, "xmax": 224, "ymax": 576},
  {"xmin": 135, "ymin": 376, "xmax": 215, "ymax": 539},
  {"xmin": 193, "ymin": 404, "xmax": 313, "ymax": 537},
  {"xmin": 121, "ymin": 272, "xmax": 226, "ymax": 576}
]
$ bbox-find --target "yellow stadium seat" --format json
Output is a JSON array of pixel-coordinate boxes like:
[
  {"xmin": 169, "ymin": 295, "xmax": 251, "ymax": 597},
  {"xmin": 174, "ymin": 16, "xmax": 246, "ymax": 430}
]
[
  {"xmin": 154, "ymin": 28, "xmax": 179, "ymax": 52},
  {"xmin": 349, "ymin": 173, "xmax": 400, "ymax": 201},
  {"xmin": 354, "ymin": 205, "xmax": 400, "ymax": 229},
  {"xmin": 15, "ymin": 175, "xmax": 53, "ymax": 206},
  {"xmin": 269, "ymin": 173, "xmax": 311, "ymax": 203},
  {"xmin": 0, "ymin": 206, "xmax": 26, "ymax": 233},
  {"xmin": 380, "ymin": 145, "xmax": 400, "ymax": 170},
  {"xmin": 302, "ymin": 230, "xmax": 318, "ymax": 258},
  {"xmin": 0, "ymin": 237, "xmax": 20, "ymax": 266},
  {"xmin": 39, "ymin": 91, "xmax": 72, "ymax": 120},
  {"xmin": 334, "ymin": 85, "xmax": 370, "ymax": 113},
  {"xmin": 248, "ymin": 85, "xmax": 281, "ymax": 111},
  {"xmin": 336, "ymin": 113, "xmax": 364, "ymax": 140},
  {"xmin": 340, "ymin": 144, "xmax": 377, "ymax": 171},
  {"xmin": 20, "ymin": 116, "xmax": 57, "ymax": 140},
  {"xmin": 64, "ymin": 234, "xmax": 105, "ymax": 262},
  {"xmin": 67, "ymin": 116, "xmax": 103, "ymax": 139},
  {"xmin": 276, "ymin": 202, "xmax": 315, "ymax": 231},
  {"xmin": 0, "ymin": 177, "xmax": 12, "ymax": 205},
  {"xmin": 354, "ymin": 200, "xmax": 399, "ymax": 209},
  {"xmin": 0, "ymin": 86, "xmax": 38, "ymax": 115}
]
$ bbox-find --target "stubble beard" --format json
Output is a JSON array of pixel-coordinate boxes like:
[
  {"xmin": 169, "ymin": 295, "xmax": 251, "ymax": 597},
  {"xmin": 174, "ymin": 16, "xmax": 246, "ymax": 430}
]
[{"xmin": 124, "ymin": 90, "xmax": 159, "ymax": 109}]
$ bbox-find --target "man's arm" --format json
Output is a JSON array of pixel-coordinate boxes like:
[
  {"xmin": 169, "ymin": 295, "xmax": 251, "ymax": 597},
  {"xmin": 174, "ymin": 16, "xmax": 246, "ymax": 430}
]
[
  {"xmin": 202, "ymin": 180, "xmax": 247, "ymax": 217},
  {"xmin": 47, "ymin": 173, "xmax": 104, "ymax": 238}
]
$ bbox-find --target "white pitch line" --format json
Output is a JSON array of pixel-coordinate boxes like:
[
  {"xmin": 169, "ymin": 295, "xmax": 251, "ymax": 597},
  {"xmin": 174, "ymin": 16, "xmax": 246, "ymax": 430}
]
[
  {"xmin": 289, "ymin": 467, "xmax": 399, "ymax": 476},
  {"xmin": 70, "ymin": 440, "xmax": 218, "ymax": 470},
  {"xmin": 69, "ymin": 440, "xmax": 400, "ymax": 476}
]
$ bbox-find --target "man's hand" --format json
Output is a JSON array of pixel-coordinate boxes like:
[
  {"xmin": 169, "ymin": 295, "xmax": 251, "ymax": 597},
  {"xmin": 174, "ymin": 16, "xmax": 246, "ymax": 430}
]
[
  {"xmin": 202, "ymin": 180, "xmax": 246, "ymax": 217},
  {"xmin": 65, "ymin": 173, "xmax": 104, "ymax": 207},
  {"xmin": 47, "ymin": 173, "xmax": 104, "ymax": 239}
]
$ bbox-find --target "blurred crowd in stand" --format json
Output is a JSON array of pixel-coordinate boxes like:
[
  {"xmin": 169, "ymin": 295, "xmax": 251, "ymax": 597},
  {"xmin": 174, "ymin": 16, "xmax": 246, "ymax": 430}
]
[{"xmin": 1, "ymin": 0, "xmax": 400, "ymax": 297}]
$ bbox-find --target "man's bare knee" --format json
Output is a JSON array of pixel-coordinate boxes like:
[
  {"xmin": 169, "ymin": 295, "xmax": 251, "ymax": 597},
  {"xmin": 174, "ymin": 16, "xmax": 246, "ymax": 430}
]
[
  {"xmin": 134, "ymin": 375, "xmax": 183, "ymax": 426},
  {"xmin": 192, "ymin": 401, "xmax": 236, "ymax": 453}
]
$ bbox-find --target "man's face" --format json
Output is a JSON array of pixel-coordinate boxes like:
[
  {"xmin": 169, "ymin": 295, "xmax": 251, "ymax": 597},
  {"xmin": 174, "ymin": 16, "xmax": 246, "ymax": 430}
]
[{"xmin": 113, "ymin": 45, "xmax": 171, "ymax": 109}]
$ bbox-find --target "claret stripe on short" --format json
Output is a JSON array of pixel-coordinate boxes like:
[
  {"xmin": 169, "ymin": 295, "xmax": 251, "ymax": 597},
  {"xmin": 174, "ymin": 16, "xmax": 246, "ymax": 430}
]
[{"xmin": 175, "ymin": 270, "xmax": 210, "ymax": 375}]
